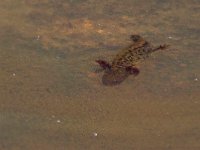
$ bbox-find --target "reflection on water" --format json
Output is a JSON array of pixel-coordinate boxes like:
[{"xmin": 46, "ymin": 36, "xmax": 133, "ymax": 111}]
[{"xmin": 0, "ymin": 0, "xmax": 200, "ymax": 149}]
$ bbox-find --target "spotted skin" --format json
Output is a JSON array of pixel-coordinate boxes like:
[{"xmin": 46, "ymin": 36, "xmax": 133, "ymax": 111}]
[{"xmin": 96, "ymin": 35, "xmax": 169, "ymax": 86}]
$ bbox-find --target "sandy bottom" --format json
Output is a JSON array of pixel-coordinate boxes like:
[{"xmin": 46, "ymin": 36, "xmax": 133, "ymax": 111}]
[{"xmin": 0, "ymin": 0, "xmax": 199, "ymax": 149}]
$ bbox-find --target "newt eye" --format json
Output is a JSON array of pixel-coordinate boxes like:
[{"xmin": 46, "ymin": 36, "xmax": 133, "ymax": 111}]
[{"xmin": 130, "ymin": 35, "xmax": 141, "ymax": 42}]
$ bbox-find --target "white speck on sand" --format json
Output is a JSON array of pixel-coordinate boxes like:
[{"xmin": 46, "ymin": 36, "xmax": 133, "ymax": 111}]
[
  {"xmin": 56, "ymin": 120, "xmax": 61, "ymax": 123},
  {"xmin": 36, "ymin": 35, "xmax": 40, "ymax": 40},
  {"xmin": 167, "ymin": 36, "xmax": 179, "ymax": 40},
  {"xmin": 93, "ymin": 132, "xmax": 98, "ymax": 137},
  {"xmin": 194, "ymin": 78, "xmax": 198, "ymax": 81},
  {"xmin": 12, "ymin": 73, "xmax": 16, "ymax": 76},
  {"xmin": 168, "ymin": 36, "xmax": 173, "ymax": 39}
]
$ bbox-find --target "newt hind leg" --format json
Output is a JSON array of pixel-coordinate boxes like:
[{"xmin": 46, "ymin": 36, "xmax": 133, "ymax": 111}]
[
  {"xmin": 126, "ymin": 66, "xmax": 140, "ymax": 76},
  {"xmin": 130, "ymin": 35, "xmax": 142, "ymax": 42},
  {"xmin": 96, "ymin": 60, "xmax": 111, "ymax": 70}
]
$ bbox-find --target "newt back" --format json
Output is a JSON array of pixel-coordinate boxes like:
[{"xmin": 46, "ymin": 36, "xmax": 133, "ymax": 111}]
[{"xmin": 111, "ymin": 37, "xmax": 153, "ymax": 69}]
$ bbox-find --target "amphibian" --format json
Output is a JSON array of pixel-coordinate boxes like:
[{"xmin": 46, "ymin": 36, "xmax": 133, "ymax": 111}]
[{"xmin": 96, "ymin": 35, "xmax": 169, "ymax": 86}]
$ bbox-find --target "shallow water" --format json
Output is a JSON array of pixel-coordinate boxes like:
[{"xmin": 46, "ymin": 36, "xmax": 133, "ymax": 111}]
[{"xmin": 0, "ymin": 0, "xmax": 200, "ymax": 149}]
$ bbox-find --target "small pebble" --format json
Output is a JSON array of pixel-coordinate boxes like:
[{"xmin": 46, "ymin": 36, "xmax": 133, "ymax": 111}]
[
  {"xmin": 12, "ymin": 73, "xmax": 16, "ymax": 76},
  {"xmin": 97, "ymin": 29, "xmax": 104, "ymax": 34},
  {"xmin": 87, "ymin": 72, "xmax": 97, "ymax": 78},
  {"xmin": 168, "ymin": 36, "xmax": 173, "ymax": 39},
  {"xmin": 36, "ymin": 35, "xmax": 40, "ymax": 40},
  {"xmin": 56, "ymin": 120, "xmax": 61, "ymax": 123},
  {"xmin": 93, "ymin": 132, "xmax": 98, "ymax": 137},
  {"xmin": 194, "ymin": 78, "xmax": 198, "ymax": 81}
]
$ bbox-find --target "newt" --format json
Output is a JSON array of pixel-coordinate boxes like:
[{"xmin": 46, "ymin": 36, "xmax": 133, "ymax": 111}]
[{"xmin": 96, "ymin": 35, "xmax": 169, "ymax": 86}]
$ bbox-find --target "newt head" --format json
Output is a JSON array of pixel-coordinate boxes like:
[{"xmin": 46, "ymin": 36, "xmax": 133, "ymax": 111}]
[{"xmin": 130, "ymin": 34, "xmax": 143, "ymax": 42}]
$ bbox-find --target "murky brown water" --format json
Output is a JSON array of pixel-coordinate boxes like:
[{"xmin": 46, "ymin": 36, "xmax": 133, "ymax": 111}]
[{"xmin": 0, "ymin": 0, "xmax": 200, "ymax": 149}]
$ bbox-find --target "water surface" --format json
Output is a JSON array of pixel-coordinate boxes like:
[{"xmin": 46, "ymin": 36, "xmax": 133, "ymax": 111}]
[{"xmin": 0, "ymin": 0, "xmax": 200, "ymax": 149}]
